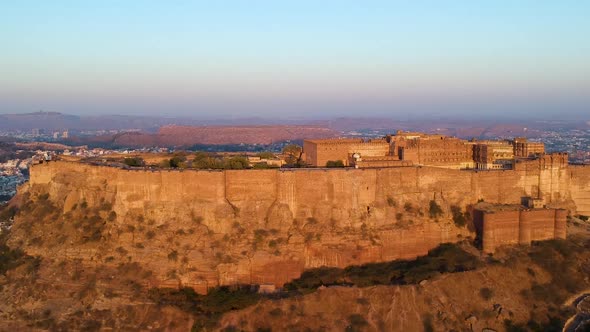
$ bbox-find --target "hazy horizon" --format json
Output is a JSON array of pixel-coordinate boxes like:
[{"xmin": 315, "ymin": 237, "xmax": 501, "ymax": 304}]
[{"xmin": 2, "ymin": 1, "xmax": 589, "ymax": 119}]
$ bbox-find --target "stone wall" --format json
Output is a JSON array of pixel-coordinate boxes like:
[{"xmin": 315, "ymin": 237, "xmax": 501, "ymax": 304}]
[
  {"xmin": 303, "ymin": 139, "xmax": 389, "ymax": 167},
  {"xmin": 303, "ymin": 139, "xmax": 361, "ymax": 166},
  {"xmin": 19, "ymin": 160, "xmax": 590, "ymax": 293},
  {"xmin": 569, "ymin": 165, "xmax": 590, "ymax": 216},
  {"xmin": 28, "ymin": 160, "xmax": 589, "ymax": 224},
  {"xmin": 478, "ymin": 208, "xmax": 567, "ymax": 253}
]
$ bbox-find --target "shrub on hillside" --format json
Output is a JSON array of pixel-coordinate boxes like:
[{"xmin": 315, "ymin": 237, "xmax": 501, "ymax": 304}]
[
  {"xmin": 347, "ymin": 314, "xmax": 368, "ymax": 331},
  {"xmin": 0, "ymin": 205, "xmax": 18, "ymax": 222},
  {"xmin": 527, "ymin": 239, "xmax": 588, "ymax": 303},
  {"xmin": 451, "ymin": 205, "xmax": 467, "ymax": 227},
  {"xmin": 386, "ymin": 196, "xmax": 397, "ymax": 207},
  {"xmin": 428, "ymin": 200, "xmax": 443, "ymax": 219},
  {"xmin": 479, "ymin": 287, "xmax": 494, "ymax": 300},
  {"xmin": 0, "ymin": 244, "xmax": 26, "ymax": 274},
  {"xmin": 404, "ymin": 202, "xmax": 414, "ymax": 212}
]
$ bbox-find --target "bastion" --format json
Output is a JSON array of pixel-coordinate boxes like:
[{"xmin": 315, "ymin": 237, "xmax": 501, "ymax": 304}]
[{"xmin": 473, "ymin": 205, "xmax": 567, "ymax": 253}]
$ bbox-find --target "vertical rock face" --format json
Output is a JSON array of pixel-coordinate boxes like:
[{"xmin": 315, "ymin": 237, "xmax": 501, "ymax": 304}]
[{"xmin": 13, "ymin": 160, "xmax": 590, "ymax": 293}]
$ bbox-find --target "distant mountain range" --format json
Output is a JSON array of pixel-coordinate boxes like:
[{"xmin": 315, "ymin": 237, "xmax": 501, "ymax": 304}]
[
  {"xmin": 0, "ymin": 112, "xmax": 192, "ymax": 131},
  {"xmin": 2, "ymin": 112, "xmax": 588, "ymax": 133},
  {"xmin": 1, "ymin": 112, "xmax": 588, "ymax": 148},
  {"xmin": 0, "ymin": 112, "xmax": 330, "ymax": 131}
]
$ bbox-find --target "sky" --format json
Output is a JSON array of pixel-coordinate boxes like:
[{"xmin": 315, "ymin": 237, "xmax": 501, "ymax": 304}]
[{"xmin": 1, "ymin": 1, "xmax": 589, "ymax": 119}]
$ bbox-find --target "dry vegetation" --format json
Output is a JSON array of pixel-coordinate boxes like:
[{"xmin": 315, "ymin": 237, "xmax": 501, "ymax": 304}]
[{"xmin": 1, "ymin": 194, "xmax": 589, "ymax": 331}]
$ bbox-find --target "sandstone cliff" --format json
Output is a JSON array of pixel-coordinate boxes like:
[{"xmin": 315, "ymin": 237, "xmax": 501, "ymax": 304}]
[{"xmin": 7, "ymin": 160, "xmax": 589, "ymax": 293}]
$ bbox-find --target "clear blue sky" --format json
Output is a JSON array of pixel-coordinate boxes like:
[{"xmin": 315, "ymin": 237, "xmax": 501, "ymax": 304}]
[{"xmin": 1, "ymin": 1, "xmax": 589, "ymax": 119}]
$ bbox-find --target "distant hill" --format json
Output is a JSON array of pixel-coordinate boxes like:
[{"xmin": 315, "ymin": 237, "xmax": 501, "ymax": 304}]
[
  {"xmin": 108, "ymin": 125, "xmax": 338, "ymax": 146},
  {"xmin": 0, "ymin": 112, "xmax": 191, "ymax": 131},
  {"xmin": 2, "ymin": 112, "xmax": 587, "ymax": 141},
  {"xmin": 0, "ymin": 112, "xmax": 81, "ymax": 130},
  {"xmin": 314, "ymin": 117, "xmax": 590, "ymax": 138},
  {"xmin": 0, "ymin": 112, "xmax": 336, "ymax": 131}
]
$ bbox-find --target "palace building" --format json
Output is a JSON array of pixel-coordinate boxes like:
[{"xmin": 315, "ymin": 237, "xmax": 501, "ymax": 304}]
[{"xmin": 303, "ymin": 131, "xmax": 546, "ymax": 169}]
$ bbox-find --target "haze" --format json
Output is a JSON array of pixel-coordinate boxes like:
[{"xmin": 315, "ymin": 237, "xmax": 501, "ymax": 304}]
[{"xmin": 1, "ymin": 1, "xmax": 589, "ymax": 119}]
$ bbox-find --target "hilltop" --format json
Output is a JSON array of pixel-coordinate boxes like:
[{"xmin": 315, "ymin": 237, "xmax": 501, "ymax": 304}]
[
  {"xmin": 1, "ymin": 200, "xmax": 588, "ymax": 331},
  {"xmin": 0, "ymin": 156, "xmax": 588, "ymax": 330}
]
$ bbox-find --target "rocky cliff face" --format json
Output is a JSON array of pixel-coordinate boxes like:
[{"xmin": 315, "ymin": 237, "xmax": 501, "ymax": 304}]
[{"xmin": 8, "ymin": 161, "xmax": 590, "ymax": 293}]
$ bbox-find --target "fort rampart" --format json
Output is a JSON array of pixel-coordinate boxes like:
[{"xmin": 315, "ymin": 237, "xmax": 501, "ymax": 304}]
[
  {"xmin": 18, "ymin": 160, "xmax": 590, "ymax": 292},
  {"xmin": 30, "ymin": 159, "xmax": 589, "ymax": 218},
  {"xmin": 474, "ymin": 208, "xmax": 567, "ymax": 253}
]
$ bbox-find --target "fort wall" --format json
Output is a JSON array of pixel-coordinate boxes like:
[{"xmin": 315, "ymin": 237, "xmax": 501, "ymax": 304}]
[
  {"xmin": 479, "ymin": 209, "xmax": 566, "ymax": 253},
  {"xmin": 28, "ymin": 160, "xmax": 590, "ymax": 223},
  {"xmin": 21, "ymin": 160, "xmax": 590, "ymax": 292},
  {"xmin": 569, "ymin": 165, "xmax": 590, "ymax": 216}
]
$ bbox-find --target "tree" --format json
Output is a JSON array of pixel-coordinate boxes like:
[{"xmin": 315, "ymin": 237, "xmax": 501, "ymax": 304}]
[
  {"xmin": 326, "ymin": 160, "xmax": 344, "ymax": 168},
  {"xmin": 192, "ymin": 152, "xmax": 221, "ymax": 169},
  {"xmin": 168, "ymin": 155, "xmax": 187, "ymax": 168},
  {"xmin": 193, "ymin": 151, "xmax": 209, "ymax": 162},
  {"xmin": 282, "ymin": 144, "xmax": 303, "ymax": 167},
  {"xmin": 123, "ymin": 157, "xmax": 144, "ymax": 167},
  {"xmin": 224, "ymin": 156, "xmax": 250, "ymax": 169}
]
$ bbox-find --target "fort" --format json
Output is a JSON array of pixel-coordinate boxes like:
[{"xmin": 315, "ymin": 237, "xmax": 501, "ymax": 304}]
[
  {"xmin": 12, "ymin": 144, "xmax": 589, "ymax": 293},
  {"xmin": 304, "ymin": 131, "xmax": 545, "ymax": 170}
]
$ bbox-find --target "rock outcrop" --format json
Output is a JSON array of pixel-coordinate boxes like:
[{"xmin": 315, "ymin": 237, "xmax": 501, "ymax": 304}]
[{"xmin": 8, "ymin": 160, "xmax": 590, "ymax": 293}]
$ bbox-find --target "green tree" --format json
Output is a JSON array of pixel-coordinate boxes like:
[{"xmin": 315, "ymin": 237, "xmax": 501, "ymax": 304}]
[
  {"xmin": 169, "ymin": 155, "xmax": 187, "ymax": 168},
  {"xmin": 123, "ymin": 157, "xmax": 145, "ymax": 167},
  {"xmin": 193, "ymin": 151, "xmax": 209, "ymax": 162},
  {"xmin": 326, "ymin": 160, "xmax": 345, "ymax": 167},
  {"xmin": 224, "ymin": 156, "xmax": 250, "ymax": 169},
  {"xmin": 193, "ymin": 152, "xmax": 222, "ymax": 169}
]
